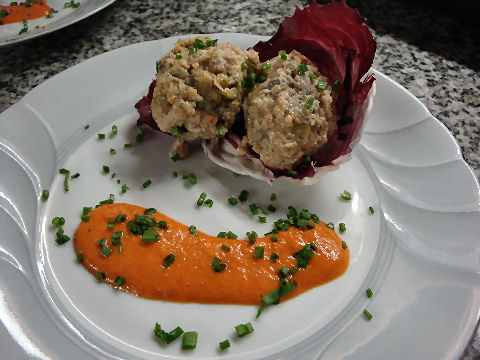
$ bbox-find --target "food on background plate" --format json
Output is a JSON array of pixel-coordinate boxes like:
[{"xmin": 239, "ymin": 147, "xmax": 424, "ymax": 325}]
[{"xmin": 136, "ymin": 0, "xmax": 376, "ymax": 184}]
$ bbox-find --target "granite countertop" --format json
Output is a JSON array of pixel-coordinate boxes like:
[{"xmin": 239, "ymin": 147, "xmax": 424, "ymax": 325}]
[{"xmin": 0, "ymin": 0, "xmax": 478, "ymax": 358}]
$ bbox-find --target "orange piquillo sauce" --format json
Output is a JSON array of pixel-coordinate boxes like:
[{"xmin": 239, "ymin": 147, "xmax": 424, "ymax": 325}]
[
  {"xmin": 0, "ymin": 1, "xmax": 51, "ymax": 25},
  {"xmin": 74, "ymin": 203, "xmax": 349, "ymax": 305}
]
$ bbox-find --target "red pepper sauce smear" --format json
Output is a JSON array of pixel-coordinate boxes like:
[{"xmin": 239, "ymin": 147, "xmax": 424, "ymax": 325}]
[
  {"xmin": 0, "ymin": 1, "xmax": 51, "ymax": 25},
  {"xmin": 74, "ymin": 203, "xmax": 349, "ymax": 305}
]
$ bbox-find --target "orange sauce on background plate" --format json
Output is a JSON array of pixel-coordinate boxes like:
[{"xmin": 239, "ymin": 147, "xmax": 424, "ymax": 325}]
[
  {"xmin": 0, "ymin": 1, "xmax": 51, "ymax": 25},
  {"xmin": 74, "ymin": 203, "xmax": 349, "ymax": 305}
]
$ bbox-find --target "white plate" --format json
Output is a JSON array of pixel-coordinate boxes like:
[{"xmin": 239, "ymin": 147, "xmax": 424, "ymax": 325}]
[
  {"xmin": 0, "ymin": 0, "xmax": 115, "ymax": 47},
  {"xmin": 0, "ymin": 33, "xmax": 479, "ymax": 360}
]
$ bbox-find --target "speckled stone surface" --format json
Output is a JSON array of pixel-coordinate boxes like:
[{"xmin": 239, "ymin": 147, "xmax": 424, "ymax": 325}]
[{"xmin": 0, "ymin": 0, "xmax": 479, "ymax": 358}]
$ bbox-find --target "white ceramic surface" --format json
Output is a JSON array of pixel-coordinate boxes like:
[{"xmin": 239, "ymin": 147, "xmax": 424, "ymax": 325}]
[
  {"xmin": 0, "ymin": 33, "xmax": 479, "ymax": 359},
  {"xmin": 0, "ymin": 0, "xmax": 115, "ymax": 47}
]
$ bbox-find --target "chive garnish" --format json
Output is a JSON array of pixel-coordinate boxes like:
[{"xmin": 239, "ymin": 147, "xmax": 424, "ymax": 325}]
[
  {"xmin": 217, "ymin": 231, "xmax": 237, "ymax": 239},
  {"xmin": 194, "ymin": 38, "xmax": 206, "ymax": 49},
  {"xmin": 121, "ymin": 184, "xmax": 129, "ymax": 193},
  {"xmin": 327, "ymin": 222, "xmax": 334, "ymax": 229},
  {"xmin": 124, "ymin": 143, "xmax": 132, "ymax": 148},
  {"xmin": 55, "ymin": 227, "xmax": 70, "ymax": 244},
  {"xmin": 182, "ymin": 173, "xmax": 197, "ymax": 185},
  {"xmin": 173, "ymin": 171, "xmax": 178, "ymax": 177},
  {"xmin": 305, "ymin": 97, "xmax": 314, "ymax": 109},
  {"xmin": 363, "ymin": 309, "xmax": 373, "ymax": 320},
  {"xmin": 96, "ymin": 272, "xmax": 105, "ymax": 281},
  {"xmin": 81, "ymin": 215, "xmax": 90, "ymax": 222},
  {"xmin": 197, "ymin": 192, "xmax": 206, "ymax": 206},
  {"xmin": 366, "ymin": 288, "xmax": 373, "ymax": 298},
  {"xmin": 206, "ymin": 39, "xmax": 218, "ymax": 47},
  {"xmin": 316, "ymin": 81, "xmax": 328, "ymax": 90},
  {"xmin": 142, "ymin": 229, "xmax": 160, "ymax": 242},
  {"xmin": 102, "ymin": 165, "xmax": 110, "ymax": 174},
  {"xmin": 100, "ymin": 245, "xmax": 112, "ymax": 257},
  {"xmin": 106, "ymin": 223, "xmax": 114, "ymax": 230},
  {"xmin": 270, "ymin": 193, "xmax": 276, "ymax": 201},
  {"xmin": 297, "ymin": 64, "xmax": 308, "ymax": 74},
  {"xmin": 279, "ymin": 266, "xmax": 290, "ymax": 277},
  {"xmin": 219, "ymin": 339, "xmax": 230, "ymax": 350},
  {"xmin": 115, "ymin": 276, "xmax": 125, "ymax": 286},
  {"xmin": 293, "ymin": 243, "xmax": 317, "ymax": 268},
  {"xmin": 270, "ymin": 235, "xmax": 278, "ymax": 242},
  {"xmin": 41, "ymin": 189, "xmax": 49, "ymax": 201},
  {"xmin": 181, "ymin": 331, "xmax": 198, "ymax": 350},
  {"xmin": 144, "ymin": 208, "xmax": 156, "ymax": 215},
  {"xmin": 170, "ymin": 126, "xmax": 185, "ymax": 137},
  {"xmin": 84, "ymin": 124, "xmax": 89, "ymax": 130},
  {"xmin": 235, "ymin": 322, "xmax": 254, "ymax": 337},
  {"xmin": 70, "ymin": 172, "xmax": 80, "ymax": 179},
  {"xmin": 278, "ymin": 50, "xmax": 287, "ymax": 60},
  {"xmin": 287, "ymin": 169, "xmax": 297, "ymax": 177},
  {"xmin": 143, "ymin": 180, "xmax": 152, "ymax": 188},
  {"xmin": 97, "ymin": 238, "xmax": 106, "ymax": 246},
  {"xmin": 111, "ymin": 125, "xmax": 118, "ymax": 136},
  {"xmin": 246, "ymin": 231, "xmax": 257, "ymax": 244},
  {"xmin": 163, "ymin": 253, "xmax": 176, "ymax": 268},
  {"xmin": 136, "ymin": 124, "xmax": 145, "ymax": 143},
  {"xmin": 111, "ymin": 172, "xmax": 116, "ymax": 178},
  {"xmin": 221, "ymin": 244, "xmax": 230, "ymax": 252},
  {"xmin": 340, "ymin": 190, "xmax": 352, "ymax": 201},
  {"xmin": 153, "ymin": 323, "xmax": 184, "ymax": 344},
  {"xmin": 369, "ymin": 206, "xmax": 375, "ymax": 214},
  {"xmin": 309, "ymin": 73, "xmax": 317, "ymax": 79},
  {"xmin": 256, "ymin": 278, "xmax": 298, "ymax": 317},
  {"xmin": 198, "ymin": 99, "xmax": 207, "ymax": 109},
  {"xmin": 171, "ymin": 153, "xmax": 180, "ymax": 162},
  {"xmin": 115, "ymin": 214, "xmax": 126, "ymax": 223},
  {"xmin": 204, "ymin": 199, "xmax": 213, "ymax": 207},
  {"xmin": 254, "ymin": 246, "xmax": 264, "ymax": 258},
  {"xmin": 76, "ymin": 251, "xmax": 84, "ymax": 262},
  {"xmin": 262, "ymin": 62, "xmax": 271, "ymax": 71},
  {"xmin": 158, "ymin": 220, "xmax": 168, "ymax": 229},
  {"xmin": 258, "ymin": 216, "xmax": 266, "ymax": 223},
  {"xmin": 189, "ymin": 225, "xmax": 198, "ymax": 236},
  {"xmin": 267, "ymin": 204, "xmax": 276, "ymax": 212},
  {"xmin": 51, "ymin": 216, "xmax": 65, "ymax": 227},
  {"xmin": 341, "ymin": 241, "xmax": 347, "ymax": 249},
  {"xmin": 98, "ymin": 133, "xmax": 105, "ymax": 140},
  {"xmin": 339, "ymin": 223, "xmax": 346, "ymax": 233},
  {"xmin": 270, "ymin": 253, "xmax": 279, "ymax": 262},
  {"xmin": 109, "ymin": 148, "xmax": 116, "ymax": 155},
  {"xmin": 176, "ymin": 54, "xmax": 182, "ymax": 59},
  {"xmin": 211, "ymin": 257, "xmax": 227, "ymax": 272},
  {"xmin": 228, "ymin": 197, "xmax": 238, "ymax": 205}
]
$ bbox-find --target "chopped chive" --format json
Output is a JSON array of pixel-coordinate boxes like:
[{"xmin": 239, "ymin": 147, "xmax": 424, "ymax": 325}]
[
  {"xmin": 189, "ymin": 225, "xmax": 198, "ymax": 236},
  {"xmin": 211, "ymin": 257, "xmax": 227, "ymax": 272},
  {"xmin": 189, "ymin": 47, "xmax": 197, "ymax": 55},
  {"xmin": 340, "ymin": 190, "xmax": 352, "ymax": 201},
  {"xmin": 98, "ymin": 133, "xmax": 105, "ymax": 140},
  {"xmin": 332, "ymin": 80, "xmax": 340, "ymax": 90},
  {"xmin": 97, "ymin": 238, "xmax": 106, "ymax": 246},
  {"xmin": 267, "ymin": 204, "xmax": 276, "ymax": 212},
  {"xmin": 96, "ymin": 272, "xmax": 105, "ymax": 281},
  {"xmin": 278, "ymin": 50, "xmax": 287, "ymax": 60},
  {"xmin": 109, "ymin": 148, "xmax": 116, "ymax": 155},
  {"xmin": 171, "ymin": 153, "xmax": 180, "ymax": 162},
  {"xmin": 100, "ymin": 245, "xmax": 112, "ymax": 257},
  {"xmin": 170, "ymin": 125, "xmax": 185, "ymax": 137},
  {"xmin": 115, "ymin": 276, "xmax": 125, "ymax": 286},
  {"xmin": 366, "ymin": 288, "xmax": 373, "ymax": 298},
  {"xmin": 121, "ymin": 184, "xmax": 129, "ymax": 193},
  {"xmin": 107, "ymin": 217, "xmax": 116, "ymax": 224},
  {"xmin": 70, "ymin": 172, "xmax": 80, "ymax": 179},
  {"xmin": 111, "ymin": 172, "xmax": 116, "ymax": 178},
  {"xmin": 198, "ymin": 99, "xmax": 207, "ymax": 108},
  {"xmin": 136, "ymin": 124, "xmax": 145, "ymax": 143},
  {"xmin": 117, "ymin": 180, "xmax": 121, "ymax": 184},
  {"xmin": 270, "ymin": 253, "xmax": 279, "ymax": 262},
  {"xmin": 262, "ymin": 62, "xmax": 271, "ymax": 71},
  {"xmin": 235, "ymin": 322, "xmax": 254, "ymax": 337},
  {"xmin": 270, "ymin": 193, "xmax": 276, "ymax": 201},
  {"xmin": 327, "ymin": 222, "xmax": 334, "ymax": 229},
  {"xmin": 142, "ymin": 229, "xmax": 160, "ymax": 242},
  {"xmin": 254, "ymin": 246, "xmax": 264, "ymax": 258},
  {"xmin": 316, "ymin": 81, "xmax": 328, "ymax": 90},
  {"xmin": 55, "ymin": 227, "xmax": 70, "ymax": 245},
  {"xmin": 258, "ymin": 216, "xmax": 266, "ymax": 223},
  {"xmin": 204, "ymin": 199, "xmax": 213, "ymax": 207},
  {"xmin": 51, "ymin": 216, "xmax": 65, "ymax": 227},
  {"xmin": 297, "ymin": 64, "xmax": 308, "ymax": 74},
  {"xmin": 124, "ymin": 143, "xmax": 132, "ymax": 148},
  {"xmin": 246, "ymin": 231, "xmax": 257, "ymax": 244},
  {"xmin": 339, "ymin": 223, "xmax": 346, "ymax": 233},
  {"xmin": 182, "ymin": 173, "xmax": 197, "ymax": 185},
  {"xmin": 363, "ymin": 309, "xmax": 373, "ymax": 320},
  {"xmin": 106, "ymin": 223, "xmax": 115, "ymax": 230},
  {"xmin": 111, "ymin": 125, "xmax": 118, "ymax": 136},
  {"xmin": 279, "ymin": 266, "xmax": 290, "ymax": 277},
  {"xmin": 290, "ymin": 266, "xmax": 298, "ymax": 274},
  {"xmin": 84, "ymin": 124, "xmax": 90, "ymax": 130},
  {"xmin": 41, "ymin": 189, "xmax": 49, "ymax": 201},
  {"xmin": 144, "ymin": 208, "xmax": 157, "ymax": 215},
  {"xmin": 176, "ymin": 54, "xmax": 182, "ymax": 59},
  {"xmin": 309, "ymin": 73, "xmax": 317, "ymax": 79},
  {"xmin": 256, "ymin": 278, "xmax": 298, "ymax": 317},
  {"xmin": 305, "ymin": 97, "xmax": 314, "ymax": 109},
  {"xmin": 221, "ymin": 244, "xmax": 230, "ymax": 252},
  {"xmin": 102, "ymin": 165, "xmax": 110, "ymax": 174},
  {"xmin": 270, "ymin": 235, "xmax": 278, "ymax": 242},
  {"xmin": 76, "ymin": 251, "xmax": 84, "ymax": 262},
  {"xmin": 197, "ymin": 192, "xmax": 206, "ymax": 206},
  {"xmin": 219, "ymin": 339, "xmax": 230, "ymax": 350},
  {"xmin": 293, "ymin": 243, "xmax": 317, "ymax": 268},
  {"xmin": 163, "ymin": 253, "xmax": 176, "ymax": 267},
  {"xmin": 158, "ymin": 220, "xmax": 168, "ymax": 229},
  {"xmin": 143, "ymin": 180, "xmax": 152, "ymax": 188},
  {"xmin": 81, "ymin": 215, "xmax": 90, "ymax": 222},
  {"xmin": 249, "ymin": 204, "xmax": 260, "ymax": 215},
  {"xmin": 228, "ymin": 197, "xmax": 238, "ymax": 205},
  {"xmin": 173, "ymin": 171, "xmax": 178, "ymax": 177},
  {"xmin": 287, "ymin": 169, "xmax": 297, "ymax": 177},
  {"xmin": 181, "ymin": 331, "xmax": 198, "ymax": 350},
  {"xmin": 369, "ymin": 206, "xmax": 375, "ymax": 214},
  {"xmin": 115, "ymin": 214, "xmax": 126, "ymax": 223},
  {"xmin": 341, "ymin": 241, "xmax": 348, "ymax": 249}
]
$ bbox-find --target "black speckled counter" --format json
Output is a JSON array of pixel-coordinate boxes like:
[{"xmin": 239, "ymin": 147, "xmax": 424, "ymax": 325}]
[{"xmin": 0, "ymin": 0, "xmax": 479, "ymax": 357}]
